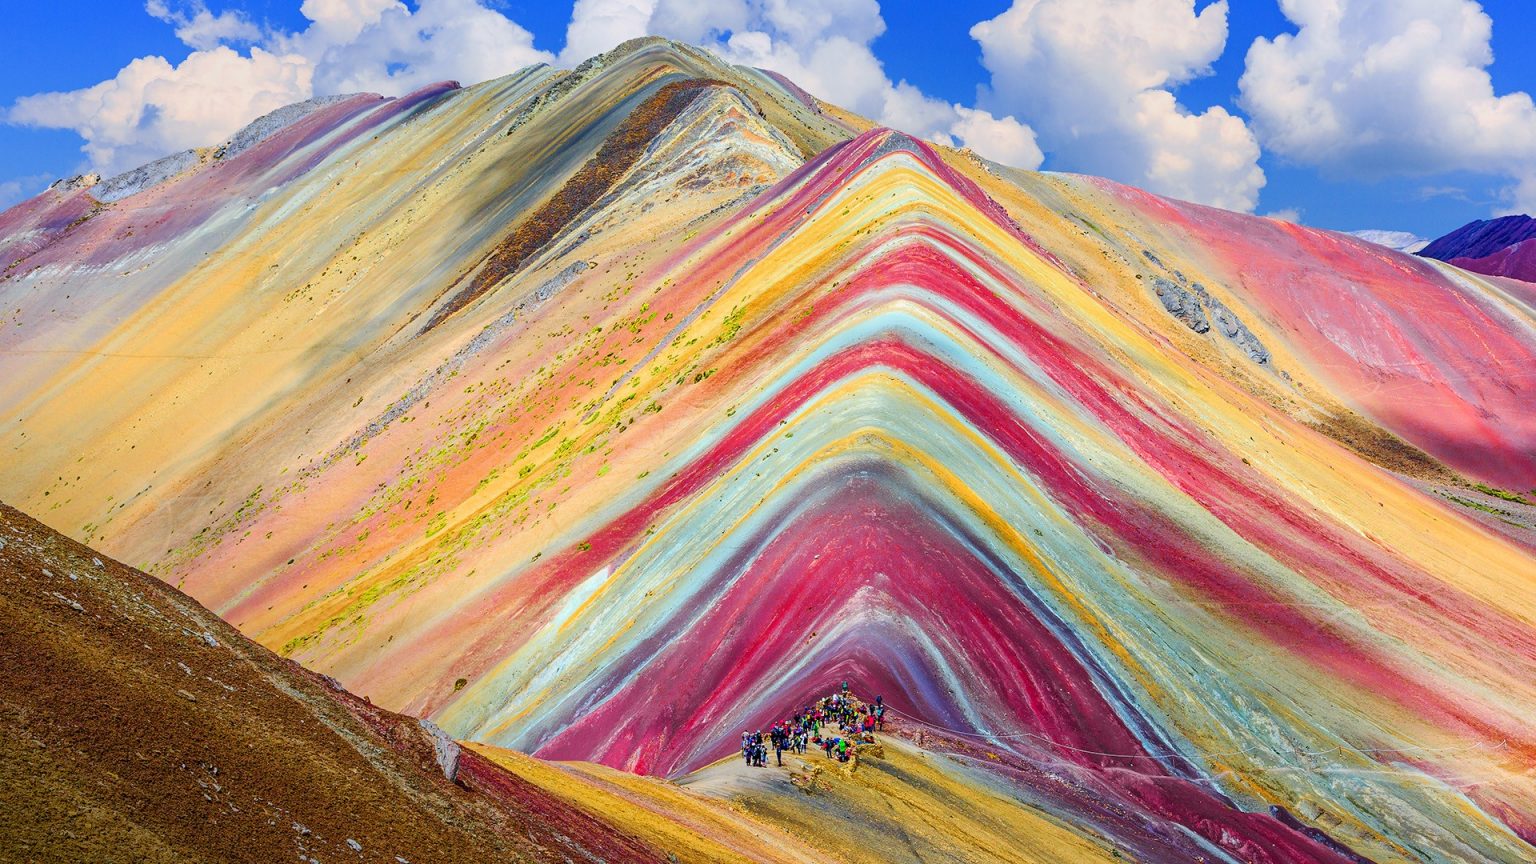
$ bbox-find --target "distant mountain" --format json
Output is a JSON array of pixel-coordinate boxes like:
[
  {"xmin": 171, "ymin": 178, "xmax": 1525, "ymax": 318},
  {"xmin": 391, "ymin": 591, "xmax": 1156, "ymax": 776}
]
[
  {"xmin": 1347, "ymin": 229, "xmax": 1428, "ymax": 253},
  {"xmin": 1419, "ymin": 214, "xmax": 1536, "ymax": 282}
]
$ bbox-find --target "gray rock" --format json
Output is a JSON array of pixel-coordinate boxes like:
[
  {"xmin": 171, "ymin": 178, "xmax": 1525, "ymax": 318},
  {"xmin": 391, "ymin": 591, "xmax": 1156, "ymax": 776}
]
[
  {"xmin": 50, "ymin": 591, "xmax": 84, "ymax": 613},
  {"xmin": 93, "ymin": 149, "xmax": 201, "ymax": 203},
  {"xmin": 1193, "ymin": 284, "xmax": 1270, "ymax": 365},
  {"xmin": 49, "ymin": 173, "xmax": 100, "ymax": 193},
  {"xmin": 218, "ymin": 94, "xmax": 359, "ymax": 162},
  {"xmin": 418, "ymin": 718, "xmax": 461, "ymax": 782},
  {"xmin": 1153, "ymin": 277, "xmax": 1210, "ymax": 333}
]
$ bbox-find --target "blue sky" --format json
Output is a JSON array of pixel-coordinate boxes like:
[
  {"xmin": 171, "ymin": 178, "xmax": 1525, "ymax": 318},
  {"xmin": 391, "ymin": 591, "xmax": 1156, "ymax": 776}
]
[{"xmin": 3, "ymin": 0, "xmax": 1535, "ymax": 239}]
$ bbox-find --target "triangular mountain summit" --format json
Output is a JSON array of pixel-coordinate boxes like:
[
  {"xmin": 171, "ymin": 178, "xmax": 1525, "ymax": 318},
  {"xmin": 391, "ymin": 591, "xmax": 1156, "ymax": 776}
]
[{"xmin": 4, "ymin": 37, "xmax": 1536, "ymax": 864}]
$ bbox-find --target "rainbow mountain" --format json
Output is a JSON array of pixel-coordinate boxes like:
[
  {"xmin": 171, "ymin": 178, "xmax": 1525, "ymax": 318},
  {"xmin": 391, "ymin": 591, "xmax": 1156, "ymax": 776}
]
[{"xmin": 3, "ymin": 37, "xmax": 1536, "ymax": 863}]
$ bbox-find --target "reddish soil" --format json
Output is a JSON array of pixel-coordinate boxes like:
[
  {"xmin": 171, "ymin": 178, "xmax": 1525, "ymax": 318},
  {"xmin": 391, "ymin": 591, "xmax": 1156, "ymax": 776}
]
[{"xmin": 0, "ymin": 503, "xmax": 666, "ymax": 863}]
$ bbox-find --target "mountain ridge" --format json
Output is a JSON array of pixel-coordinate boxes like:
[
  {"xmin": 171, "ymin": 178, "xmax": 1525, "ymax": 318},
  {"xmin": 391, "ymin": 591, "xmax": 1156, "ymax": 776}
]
[
  {"xmin": 1419, "ymin": 214, "xmax": 1536, "ymax": 283},
  {"xmin": 3, "ymin": 36, "xmax": 1536, "ymax": 863}
]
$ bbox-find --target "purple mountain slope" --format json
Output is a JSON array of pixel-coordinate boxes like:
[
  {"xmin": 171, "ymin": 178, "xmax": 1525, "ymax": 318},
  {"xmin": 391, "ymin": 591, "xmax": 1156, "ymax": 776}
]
[{"xmin": 1419, "ymin": 214, "xmax": 1536, "ymax": 282}]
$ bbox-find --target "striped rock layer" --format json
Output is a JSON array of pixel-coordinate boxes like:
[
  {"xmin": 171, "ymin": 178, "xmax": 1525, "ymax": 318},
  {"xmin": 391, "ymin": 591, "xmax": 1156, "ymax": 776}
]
[{"xmin": 4, "ymin": 38, "xmax": 1536, "ymax": 864}]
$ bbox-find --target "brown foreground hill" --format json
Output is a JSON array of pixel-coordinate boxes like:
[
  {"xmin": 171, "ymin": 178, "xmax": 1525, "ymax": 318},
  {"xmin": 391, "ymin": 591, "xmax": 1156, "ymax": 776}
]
[{"xmin": 0, "ymin": 502, "xmax": 666, "ymax": 864}]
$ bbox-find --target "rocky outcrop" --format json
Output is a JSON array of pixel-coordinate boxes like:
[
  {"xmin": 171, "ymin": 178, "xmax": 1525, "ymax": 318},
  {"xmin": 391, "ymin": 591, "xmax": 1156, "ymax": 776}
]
[
  {"xmin": 1153, "ymin": 276, "xmax": 1211, "ymax": 333},
  {"xmin": 1151, "ymin": 275, "xmax": 1269, "ymax": 364},
  {"xmin": 47, "ymin": 173, "xmax": 100, "ymax": 193},
  {"xmin": 93, "ymin": 149, "xmax": 202, "ymax": 203},
  {"xmin": 419, "ymin": 718, "xmax": 462, "ymax": 781},
  {"xmin": 1201, "ymin": 284, "xmax": 1271, "ymax": 364},
  {"xmin": 217, "ymin": 94, "xmax": 360, "ymax": 161}
]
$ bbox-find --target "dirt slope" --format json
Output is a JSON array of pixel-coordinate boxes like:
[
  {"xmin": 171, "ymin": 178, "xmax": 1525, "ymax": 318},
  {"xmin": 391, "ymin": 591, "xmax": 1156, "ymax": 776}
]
[{"xmin": 0, "ymin": 502, "xmax": 664, "ymax": 864}]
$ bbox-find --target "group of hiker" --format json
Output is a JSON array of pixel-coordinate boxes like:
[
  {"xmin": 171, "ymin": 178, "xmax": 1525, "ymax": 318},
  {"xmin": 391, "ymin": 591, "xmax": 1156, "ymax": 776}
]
[{"xmin": 740, "ymin": 681, "xmax": 888, "ymax": 769}]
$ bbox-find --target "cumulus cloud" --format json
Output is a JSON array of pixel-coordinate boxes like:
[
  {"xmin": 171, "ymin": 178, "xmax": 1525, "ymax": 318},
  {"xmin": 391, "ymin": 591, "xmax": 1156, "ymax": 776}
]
[
  {"xmin": 147, "ymin": 1, "xmax": 264, "ymax": 50},
  {"xmin": 1239, "ymin": 0, "xmax": 1536, "ymax": 212},
  {"xmin": 284, "ymin": 0, "xmax": 552, "ymax": 95},
  {"xmin": 564, "ymin": 0, "xmax": 659, "ymax": 65},
  {"xmin": 946, "ymin": 106, "xmax": 1044, "ymax": 171},
  {"xmin": 560, "ymin": 0, "xmax": 1045, "ymax": 169},
  {"xmin": 6, "ymin": 0, "xmax": 551, "ymax": 177},
  {"xmin": 971, "ymin": 0, "xmax": 1265, "ymax": 212},
  {"xmin": 9, "ymin": 47, "xmax": 312, "ymax": 175}
]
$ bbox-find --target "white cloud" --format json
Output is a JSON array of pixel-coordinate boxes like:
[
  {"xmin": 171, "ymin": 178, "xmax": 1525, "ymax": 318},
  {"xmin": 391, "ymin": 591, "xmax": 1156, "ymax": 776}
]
[
  {"xmin": 564, "ymin": 0, "xmax": 662, "ymax": 65},
  {"xmin": 946, "ymin": 106, "xmax": 1044, "ymax": 169},
  {"xmin": 289, "ymin": 0, "xmax": 552, "ymax": 95},
  {"xmin": 147, "ymin": 1, "xmax": 264, "ymax": 50},
  {"xmin": 6, "ymin": 0, "xmax": 552, "ymax": 178},
  {"xmin": 1240, "ymin": 0, "xmax": 1536, "ymax": 212},
  {"xmin": 971, "ymin": 0, "xmax": 1265, "ymax": 212},
  {"xmin": 297, "ymin": 0, "xmax": 401, "ymax": 41},
  {"xmin": 9, "ymin": 47, "xmax": 312, "ymax": 175},
  {"xmin": 1263, "ymin": 207, "xmax": 1302, "ymax": 223},
  {"xmin": 0, "ymin": 180, "xmax": 21, "ymax": 211},
  {"xmin": 559, "ymin": 0, "xmax": 1044, "ymax": 169}
]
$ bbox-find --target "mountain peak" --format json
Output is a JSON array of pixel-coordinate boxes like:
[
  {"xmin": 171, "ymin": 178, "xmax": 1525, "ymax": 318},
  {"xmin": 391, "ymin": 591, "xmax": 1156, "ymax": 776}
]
[{"xmin": 4, "ymin": 37, "xmax": 1536, "ymax": 864}]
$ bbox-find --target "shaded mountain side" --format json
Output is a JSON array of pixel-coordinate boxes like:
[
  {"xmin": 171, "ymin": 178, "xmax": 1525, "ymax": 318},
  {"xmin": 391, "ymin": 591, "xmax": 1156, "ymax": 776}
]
[
  {"xmin": 1449, "ymin": 238, "xmax": 1536, "ymax": 283},
  {"xmin": 0, "ymin": 502, "xmax": 666, "ymax": 864},
  {"xmin": 1420, "ymin": 214, "xmax": 1536, "ymax": 282},
  {"xmin": 1421, "ymin": 214, "xmax": 1536, "ymax": 261},
  {"xmin": 421, "ymin": 76, "xmax": 737, "ymax": 332}
]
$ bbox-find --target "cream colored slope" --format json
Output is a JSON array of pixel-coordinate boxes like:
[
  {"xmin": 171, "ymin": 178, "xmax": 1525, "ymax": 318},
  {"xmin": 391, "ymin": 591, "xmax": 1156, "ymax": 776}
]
[
  {"xmin": 473, "ymin": 736, "xmax": 1123, "ymax": 864},
  {"xmin": 1, "ymin": 69, "xmax": 570, "ymax": 545},
  {"xmin": 0, "ymin": 39, "xmax": 839, "ymax": 571},
  {"xmin": 470, "ymin": 743, "xmax": 836, "ymax": 864},
  {"xmin": 132, "ymin": 62, "xmax": 809, "ymax": 666},
  {"xmin": 678, "ymin": 736, "xmax": 1122, "ymax": 864}
]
